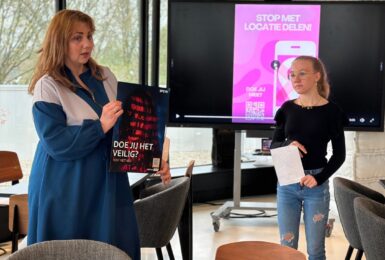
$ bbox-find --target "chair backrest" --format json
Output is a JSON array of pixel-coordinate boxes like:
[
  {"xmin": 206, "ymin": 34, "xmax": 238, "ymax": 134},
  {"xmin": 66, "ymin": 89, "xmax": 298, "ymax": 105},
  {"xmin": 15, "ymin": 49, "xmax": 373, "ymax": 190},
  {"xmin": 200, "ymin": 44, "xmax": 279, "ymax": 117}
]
[
  {"xmin": 185, "ymin": 160, "xmax": 195, "ymax": 178},
  {"xmin": 179, "ymin": 160, "xmax": 195, "ymax": 260},
  {"xmin": 0, "ymin": 151, "xmax": 23, "ymax": 184},
  {"xmin": 134, "ymin": 176, "xmax": 190, "ymax": 248},
  {"xmin": 333, "ymin": 177, "xmax": 385, "ymax": 250},
  {"xmin": 9, "ymin": 194, "xmax": 28, "ymax": 235},
  {"xmin": 354, "ymin": 197, "xmax": 385, "ymax": 260},
  {"xmin": 7, "ymin": 239, "xmax": 131, "ymax": 260}
]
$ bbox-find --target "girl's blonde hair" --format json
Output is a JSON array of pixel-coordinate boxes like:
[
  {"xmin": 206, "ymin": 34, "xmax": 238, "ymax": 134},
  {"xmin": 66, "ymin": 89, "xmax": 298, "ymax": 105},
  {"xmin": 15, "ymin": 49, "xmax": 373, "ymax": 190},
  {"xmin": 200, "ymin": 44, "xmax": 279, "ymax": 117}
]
[
  {"xmin": 293, "ymin": 56, "xmax": 330, "ymax": 99},
  {"xmin": 28, "ymin": 10, "xmax": 104, "ymax": 94}
]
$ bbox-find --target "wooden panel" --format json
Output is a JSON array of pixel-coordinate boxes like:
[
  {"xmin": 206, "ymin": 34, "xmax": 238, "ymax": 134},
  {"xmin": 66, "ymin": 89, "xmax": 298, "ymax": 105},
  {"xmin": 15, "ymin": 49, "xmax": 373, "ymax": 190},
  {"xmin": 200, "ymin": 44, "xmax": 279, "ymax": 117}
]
[{"xmin": 8, "ymin": 194, "xmax": 28, "ymax": 235}]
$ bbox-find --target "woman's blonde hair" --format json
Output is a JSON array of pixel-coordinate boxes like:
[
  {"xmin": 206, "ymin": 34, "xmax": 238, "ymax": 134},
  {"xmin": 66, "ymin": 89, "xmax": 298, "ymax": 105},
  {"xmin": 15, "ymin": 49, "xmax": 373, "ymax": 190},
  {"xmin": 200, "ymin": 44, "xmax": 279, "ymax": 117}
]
[
  {"xmin": 293, "ymin": 56, "xmax": 330, "ymax": 99},
  {"xmin": 28, "ymin": 10, "xmax": 104, "ymax": 94}
]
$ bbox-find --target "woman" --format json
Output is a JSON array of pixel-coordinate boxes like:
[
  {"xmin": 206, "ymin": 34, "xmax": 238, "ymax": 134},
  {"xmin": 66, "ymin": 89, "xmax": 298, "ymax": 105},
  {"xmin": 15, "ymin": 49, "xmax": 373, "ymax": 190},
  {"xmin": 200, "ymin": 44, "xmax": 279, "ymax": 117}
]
[
  {"xmin": 271, "ymin": 56, "xmax": 346, "ymax": 260},
  {"xmin": 27, "ymin": 10, "xmax": 170, "ymax": 260}
]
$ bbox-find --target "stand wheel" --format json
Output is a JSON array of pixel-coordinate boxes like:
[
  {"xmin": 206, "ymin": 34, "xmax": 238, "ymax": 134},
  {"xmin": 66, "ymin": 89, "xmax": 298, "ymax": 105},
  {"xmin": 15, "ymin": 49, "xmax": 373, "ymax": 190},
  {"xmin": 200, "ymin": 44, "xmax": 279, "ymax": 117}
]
[
  {"xmin": 223, "ymin": 209, "xmax": 231, "ymax": 219},
  {"xmin": 213, "ymin": 221, "xmax": 220, "ymax": 232}
]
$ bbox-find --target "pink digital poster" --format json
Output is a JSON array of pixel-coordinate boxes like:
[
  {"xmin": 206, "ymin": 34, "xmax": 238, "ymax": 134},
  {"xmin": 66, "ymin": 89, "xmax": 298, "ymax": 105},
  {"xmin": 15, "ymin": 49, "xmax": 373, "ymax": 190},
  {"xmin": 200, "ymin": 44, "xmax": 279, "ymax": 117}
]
[{"xmin": 232, "ymin": 4, "xmax": 320, "ymax": 123}]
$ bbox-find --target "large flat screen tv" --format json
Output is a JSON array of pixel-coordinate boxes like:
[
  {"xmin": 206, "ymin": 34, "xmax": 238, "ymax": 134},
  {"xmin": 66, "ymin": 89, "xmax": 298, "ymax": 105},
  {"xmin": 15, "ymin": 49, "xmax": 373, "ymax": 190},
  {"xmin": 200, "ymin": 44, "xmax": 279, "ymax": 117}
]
[{"xmin": 167, "ymin": 0, "xmax": 385, "ymax": 131}]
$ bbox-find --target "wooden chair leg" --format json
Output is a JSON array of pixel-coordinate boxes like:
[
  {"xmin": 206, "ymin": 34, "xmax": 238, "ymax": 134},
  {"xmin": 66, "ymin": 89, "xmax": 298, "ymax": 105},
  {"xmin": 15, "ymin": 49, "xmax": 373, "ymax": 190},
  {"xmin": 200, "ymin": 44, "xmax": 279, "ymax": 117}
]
[
  {"xmin": 155, "ymin": 248, "xmax": 164, "ymax": 260},
  {"xmin": 11, "ymin": 205, "xmax": 20, "ymax": 253},
  {"xmin": 355, "ymin": 249, "xmax": 363, "ymax": 260},
  {"xmin": 11, "ymin": 232, "xmax": 19, "ymax": 253},
  {"xmin": 166, "ymin": 242, "xmax": 175, "ymax": 260},
  {"xmin": 345, "ymin": 245, "xmax": 354, "ymax": 260}
]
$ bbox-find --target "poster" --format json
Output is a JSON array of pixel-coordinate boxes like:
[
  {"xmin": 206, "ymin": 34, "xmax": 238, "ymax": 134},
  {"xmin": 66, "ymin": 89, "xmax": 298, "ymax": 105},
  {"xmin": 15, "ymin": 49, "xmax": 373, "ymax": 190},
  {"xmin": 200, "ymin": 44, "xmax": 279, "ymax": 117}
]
[
  {"xmin": 110, "ymin": 82, "xmax": 170, "ymax": 173},
  {"xmin": 232, "ymin": 4, "xmax": 320, "ymax": 123}
]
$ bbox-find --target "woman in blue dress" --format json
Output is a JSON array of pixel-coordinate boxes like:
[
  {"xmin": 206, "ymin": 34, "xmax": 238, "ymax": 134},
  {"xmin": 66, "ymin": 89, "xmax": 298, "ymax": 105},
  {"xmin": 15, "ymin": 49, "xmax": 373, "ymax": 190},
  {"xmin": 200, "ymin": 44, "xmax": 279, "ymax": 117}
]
[{"xmin": 27, "ymin": 10, "xmax": 170, "ymax": 260}]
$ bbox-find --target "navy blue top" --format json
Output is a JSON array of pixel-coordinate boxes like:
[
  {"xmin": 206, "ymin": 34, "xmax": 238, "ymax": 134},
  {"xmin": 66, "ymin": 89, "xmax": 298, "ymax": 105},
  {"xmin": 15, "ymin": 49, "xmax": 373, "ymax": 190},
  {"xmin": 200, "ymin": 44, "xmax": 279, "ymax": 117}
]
[{"xmin": 271, "ymin": 100, "xmax": 346, "ymax": 185}]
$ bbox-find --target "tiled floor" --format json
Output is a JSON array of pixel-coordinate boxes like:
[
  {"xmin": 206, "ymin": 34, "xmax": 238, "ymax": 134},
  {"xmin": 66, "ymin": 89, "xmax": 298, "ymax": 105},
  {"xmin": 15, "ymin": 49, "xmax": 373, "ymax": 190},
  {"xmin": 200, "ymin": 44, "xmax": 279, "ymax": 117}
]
[{"xmin": 1, "ymin": 194, "xmax": 361, "ymax": 259}]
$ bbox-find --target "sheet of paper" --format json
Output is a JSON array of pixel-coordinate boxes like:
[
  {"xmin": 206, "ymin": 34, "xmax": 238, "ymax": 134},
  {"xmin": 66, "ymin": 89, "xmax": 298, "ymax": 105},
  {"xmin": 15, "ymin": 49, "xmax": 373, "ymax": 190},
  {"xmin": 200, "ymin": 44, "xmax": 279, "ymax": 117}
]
[{"xmin": 270, "ymin": 145, "xmax": 305, "ymax": 186}]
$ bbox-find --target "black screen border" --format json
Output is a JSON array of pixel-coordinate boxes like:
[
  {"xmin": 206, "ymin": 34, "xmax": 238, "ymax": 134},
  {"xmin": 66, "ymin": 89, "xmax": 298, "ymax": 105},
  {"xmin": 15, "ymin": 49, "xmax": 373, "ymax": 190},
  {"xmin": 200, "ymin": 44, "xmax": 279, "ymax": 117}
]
[{"xmin": 167, "ymin": 0, "xmax": 385, "ymax": 132}]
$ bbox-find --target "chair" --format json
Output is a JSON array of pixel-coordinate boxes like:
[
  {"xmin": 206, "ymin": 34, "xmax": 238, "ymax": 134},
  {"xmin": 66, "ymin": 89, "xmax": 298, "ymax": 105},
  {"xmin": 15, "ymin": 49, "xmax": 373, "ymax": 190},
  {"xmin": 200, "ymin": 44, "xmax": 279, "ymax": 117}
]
[
  {"xmin": 184, "ymin": 160, "xmax": 195, "ymax": 179},
  {"xmin": 8, "ymin": 194, "xmax": 28, "ymax": 252},
  {"xmin": 0, "ymin": 203, "xmax": 11, "ymax": 243},
  {"xmin": 333, "ymin": 177, "xmax": 385, "ymax": 260},
  {"xmin": 215, "ymin": 241, "xmax": 306, "ymax": 260},
  {"xmin": 178, "ymin": 160, "xmax": 194, "ymax": 260},
  {"xmin": 7, "ymin": 239, "xmax": 131, "ymax": 260},
  {"xmin": 0, "ymin": 151, "xmax": 23, "ymax": 185},
  {"xmin": 0, "ymin": 151, "xmax": 23, "ymax": 244},
  {"xmin": 134, "ymin": 176, "xmax": 190, "ymax": 260},
  {"xmin": 354, "ymin": 197, "xmax": 385, "ymax": 260}
]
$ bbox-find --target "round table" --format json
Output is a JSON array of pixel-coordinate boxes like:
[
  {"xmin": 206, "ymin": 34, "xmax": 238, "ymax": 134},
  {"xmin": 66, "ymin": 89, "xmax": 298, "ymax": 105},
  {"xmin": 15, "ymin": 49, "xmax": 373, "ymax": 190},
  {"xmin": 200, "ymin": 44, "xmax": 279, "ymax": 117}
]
[{"xmin": 215, "ymin": 241, "xmax": 306, "ymax": 260}]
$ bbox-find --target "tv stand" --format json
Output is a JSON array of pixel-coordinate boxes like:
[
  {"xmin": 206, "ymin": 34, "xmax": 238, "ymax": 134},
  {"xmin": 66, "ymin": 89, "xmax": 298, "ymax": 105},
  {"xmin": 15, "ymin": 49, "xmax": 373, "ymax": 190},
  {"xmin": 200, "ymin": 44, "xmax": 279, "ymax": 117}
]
[{"xmin": 210, "ymin": 130, "xmax": 277, "ymax": 232}]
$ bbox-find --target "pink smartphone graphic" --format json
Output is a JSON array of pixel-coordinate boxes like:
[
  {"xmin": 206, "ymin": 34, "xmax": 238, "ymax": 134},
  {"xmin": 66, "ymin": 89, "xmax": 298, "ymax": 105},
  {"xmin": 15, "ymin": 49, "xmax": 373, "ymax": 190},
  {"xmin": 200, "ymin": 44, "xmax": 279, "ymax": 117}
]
[{"xmin": 273, "ymin": 41, "xmax": 317, "ymax": 112}]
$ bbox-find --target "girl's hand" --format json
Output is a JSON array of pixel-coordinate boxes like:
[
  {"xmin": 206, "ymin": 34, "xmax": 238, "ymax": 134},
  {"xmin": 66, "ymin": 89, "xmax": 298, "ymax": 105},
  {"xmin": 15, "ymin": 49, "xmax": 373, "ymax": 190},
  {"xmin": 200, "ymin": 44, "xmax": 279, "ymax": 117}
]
[
  {"xmin": 290, "ymin": 140, "xmax": 307, "ymax": 158},
  {"xmin": 300, "ymin": 175, "xmax": 318, "ymax": 188}
]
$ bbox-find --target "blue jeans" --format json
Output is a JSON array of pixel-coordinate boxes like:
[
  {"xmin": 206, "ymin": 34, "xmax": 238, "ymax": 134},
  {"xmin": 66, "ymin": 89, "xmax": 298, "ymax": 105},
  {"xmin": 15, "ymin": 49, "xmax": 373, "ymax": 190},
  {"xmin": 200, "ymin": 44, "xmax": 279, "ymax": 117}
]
[{"xmin": 277, "ymin": 169, "xmax": 330, "ymax": 260}]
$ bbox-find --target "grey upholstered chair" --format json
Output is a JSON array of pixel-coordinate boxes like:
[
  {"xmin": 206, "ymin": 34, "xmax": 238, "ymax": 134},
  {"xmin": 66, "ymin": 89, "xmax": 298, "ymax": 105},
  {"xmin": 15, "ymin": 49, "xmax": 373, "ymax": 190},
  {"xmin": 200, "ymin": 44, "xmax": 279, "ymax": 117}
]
[
  {"xmin": 354, "ymin": 197, "xmax": 385, "ymax": 260},
  {"xmin": 177, "ymin": 160, "xmax": 194, "ymax": 260},
  {"xmin": 333, "ymin": 177, "xmax": 385, "ymax": 260},
  {"xmin": 7, "ymin": 239, "xmax": 131, "ymax": 260},
  {"xmin": 135, "ymin": 176, "xmax": 190, "ymax": 260}
]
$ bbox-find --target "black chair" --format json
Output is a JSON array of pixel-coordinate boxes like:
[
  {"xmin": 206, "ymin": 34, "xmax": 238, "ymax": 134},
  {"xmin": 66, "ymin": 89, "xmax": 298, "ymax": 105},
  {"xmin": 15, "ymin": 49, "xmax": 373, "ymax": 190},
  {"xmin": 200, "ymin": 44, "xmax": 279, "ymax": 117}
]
[
  {"xmin": 134, "ymin": 176, "xmax": 190, "ymax": 260},
  {"xmin": 333, "ymin": 177, "xmax": 385, "ymax": 260},
  {"xmin": 7, "ymin": 239, "xmax": 131, "ymax": 260},
  {"xmin": 354, "ymin": 197, "xmax": 385, "ymax": 260}
]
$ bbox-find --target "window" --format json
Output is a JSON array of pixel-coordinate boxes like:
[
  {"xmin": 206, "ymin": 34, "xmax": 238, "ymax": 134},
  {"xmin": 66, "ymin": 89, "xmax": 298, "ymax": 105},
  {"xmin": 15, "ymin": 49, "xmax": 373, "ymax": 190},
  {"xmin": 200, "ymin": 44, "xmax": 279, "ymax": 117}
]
[
  {"xmin": 0, "ymin": 0, "xmax": 55, "ymax": 182},
  {"xmin": 166, "ymin": 127, "xmax": 212, "ymax": 168},
  {"xmin": 158, "ymin": 0, "xmax": 212, "ymax": 167},
  {"xmin": 0, "ymin": 1, "xmax": 214, "ymax": 176},
  {"xmin": 68, "ymin": 0, "xmax": 140, "ymax": 83}
]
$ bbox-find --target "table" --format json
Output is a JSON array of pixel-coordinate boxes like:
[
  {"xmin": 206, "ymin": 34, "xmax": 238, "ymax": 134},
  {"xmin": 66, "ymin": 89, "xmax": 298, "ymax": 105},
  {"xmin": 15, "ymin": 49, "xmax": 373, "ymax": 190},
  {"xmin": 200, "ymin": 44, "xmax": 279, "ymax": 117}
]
[
  {"xmin": 0, "ymin": 173, "xmax": 149, "ymax": 197},
  {"xmin": 0, "ymin": 181, "xmax": 28, "ymax": 197},
  {"xmin": 215, "ymin": 241, "xmax": 306, "ymax": 260}
]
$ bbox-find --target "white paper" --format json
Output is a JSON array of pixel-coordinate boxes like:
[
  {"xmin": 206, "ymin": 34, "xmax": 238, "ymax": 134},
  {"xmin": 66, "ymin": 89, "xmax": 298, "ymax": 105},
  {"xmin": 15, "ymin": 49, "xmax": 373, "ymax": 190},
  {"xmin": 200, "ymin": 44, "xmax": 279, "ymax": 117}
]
[{"xmin": 270, "ymin": 145, "xmax": 305, "ymax": 186}]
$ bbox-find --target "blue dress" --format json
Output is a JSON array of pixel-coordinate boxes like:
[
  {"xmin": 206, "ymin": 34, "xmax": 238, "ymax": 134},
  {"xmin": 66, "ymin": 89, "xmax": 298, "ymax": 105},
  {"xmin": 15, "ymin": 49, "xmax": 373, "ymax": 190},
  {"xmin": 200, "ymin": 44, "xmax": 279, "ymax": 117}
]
[{"xmin": 27, "ymin": 67, "xmax": 140, "ymax": 260}]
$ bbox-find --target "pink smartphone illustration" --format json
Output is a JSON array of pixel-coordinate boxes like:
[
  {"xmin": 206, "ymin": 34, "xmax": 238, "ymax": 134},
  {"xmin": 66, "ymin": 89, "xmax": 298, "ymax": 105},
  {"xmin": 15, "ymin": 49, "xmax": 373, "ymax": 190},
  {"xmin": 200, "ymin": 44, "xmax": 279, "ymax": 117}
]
[{"xmin": 273, "ymin": 41, "xmax": 317, "ymax": 112}]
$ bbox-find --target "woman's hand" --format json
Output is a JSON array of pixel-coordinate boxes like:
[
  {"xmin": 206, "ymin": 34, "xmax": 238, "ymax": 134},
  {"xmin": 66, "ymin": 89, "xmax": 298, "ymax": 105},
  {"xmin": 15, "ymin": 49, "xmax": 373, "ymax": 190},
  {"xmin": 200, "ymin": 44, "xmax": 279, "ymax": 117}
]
[
  {"xmin": 156, "ymin": 160, "xmax": 171, "ymax": 185},
  {"xmin": 100, "ymin": 101, "xmax": 123, "ymax": 133},
  {"xmin": 300, "ymin": 175, "xmax": 318, "ymax": 188},
  {"xmin": 290, "ymin": 140, "xmax": 307, "ymax": 158}
]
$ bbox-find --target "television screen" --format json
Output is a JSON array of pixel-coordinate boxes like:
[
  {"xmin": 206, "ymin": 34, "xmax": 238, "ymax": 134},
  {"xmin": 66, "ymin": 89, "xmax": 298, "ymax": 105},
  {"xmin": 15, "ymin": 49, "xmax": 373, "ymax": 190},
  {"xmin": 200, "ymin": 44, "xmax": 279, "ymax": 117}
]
[{"xmin": 168, "ymin": 0, "xmax": 385, "ymax": 131}]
